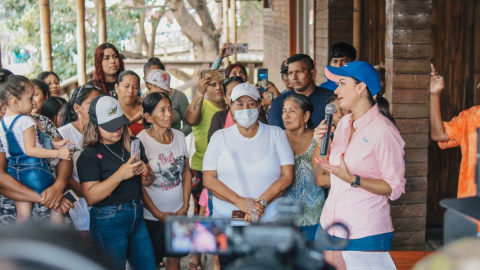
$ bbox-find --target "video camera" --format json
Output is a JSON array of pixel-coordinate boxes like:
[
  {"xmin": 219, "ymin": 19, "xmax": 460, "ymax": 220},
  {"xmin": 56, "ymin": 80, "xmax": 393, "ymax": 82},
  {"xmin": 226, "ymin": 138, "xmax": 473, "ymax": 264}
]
[{"xmin": 165, "ymin": 199, "xmax": 349, "ymax": 270}]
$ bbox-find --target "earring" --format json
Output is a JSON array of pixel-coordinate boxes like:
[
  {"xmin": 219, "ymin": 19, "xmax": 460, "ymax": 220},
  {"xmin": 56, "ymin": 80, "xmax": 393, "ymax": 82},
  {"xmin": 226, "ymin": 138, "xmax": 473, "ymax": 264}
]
[{"xmin": 358, "ymin": 93, "xmax": 362, "ymax": 97}]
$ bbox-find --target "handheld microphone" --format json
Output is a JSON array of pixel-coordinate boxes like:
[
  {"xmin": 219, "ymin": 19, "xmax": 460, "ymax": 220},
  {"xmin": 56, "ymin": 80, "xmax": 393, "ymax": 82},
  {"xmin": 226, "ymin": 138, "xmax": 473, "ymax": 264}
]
[{"xmin": 320, "ymin": 104, "xmax": 337, "ymax": 156}]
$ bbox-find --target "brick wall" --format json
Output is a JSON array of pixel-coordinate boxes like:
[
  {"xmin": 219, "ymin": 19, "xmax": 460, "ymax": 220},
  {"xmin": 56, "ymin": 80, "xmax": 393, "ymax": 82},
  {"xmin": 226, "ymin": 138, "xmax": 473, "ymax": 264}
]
[
  {"xmin": 314, "ymin": 0, "xmax": 353, "ymax": 83},
  {"xmin": 385, "ymin": 0, "xmax": 432, "ymax": 251},
  {"xmin": 263, "ymin": 0, "xmax": 290, "ymax": 90}
]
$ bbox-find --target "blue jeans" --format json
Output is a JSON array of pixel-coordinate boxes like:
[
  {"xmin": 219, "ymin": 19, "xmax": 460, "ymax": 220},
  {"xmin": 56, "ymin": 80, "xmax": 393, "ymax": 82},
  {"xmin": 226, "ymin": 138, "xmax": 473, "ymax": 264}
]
[
  {"xmin": 90, "ymin": 200, "xmax": 156, "ymax": 270},
  {"xmin": 7, "ymin": 156, "xmax": 53, "ymax": 194},
  {"xmin": 300, "ymin": 224, "xmax": 319, "ymax": 241},
  {"xmin": 317, "ymin": 224, "xmax": 393, "ymax": 251}
]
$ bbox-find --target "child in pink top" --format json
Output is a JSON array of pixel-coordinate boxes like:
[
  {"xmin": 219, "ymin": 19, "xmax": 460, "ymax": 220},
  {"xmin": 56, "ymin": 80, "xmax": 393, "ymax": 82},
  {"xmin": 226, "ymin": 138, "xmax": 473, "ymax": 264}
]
[
  {"xmin": 198, "ymin": 188, "xmax": 220, "ymax": 270},
  {"xmin": 198, "ymin": 188, "xmax": 210, "ymax": 217}
]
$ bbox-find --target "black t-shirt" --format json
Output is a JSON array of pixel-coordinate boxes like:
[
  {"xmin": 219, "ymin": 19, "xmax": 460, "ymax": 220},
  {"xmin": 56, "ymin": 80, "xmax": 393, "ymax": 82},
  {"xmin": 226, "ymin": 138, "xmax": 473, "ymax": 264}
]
[
  {"xmin": 77, "ymin": 138, "xmax": 148, "ymax": 207},
  {"xmin": 85, "ymin": 80, "xmax": 117, "ymax": 97}
]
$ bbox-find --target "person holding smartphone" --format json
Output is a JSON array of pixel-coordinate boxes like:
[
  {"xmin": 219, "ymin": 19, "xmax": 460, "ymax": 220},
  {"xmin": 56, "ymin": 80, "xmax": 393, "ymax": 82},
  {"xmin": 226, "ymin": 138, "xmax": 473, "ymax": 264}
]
[
  {"xmin": 77, "ymin": 96, "xmax": 156, "ymax": 270},
  {"xmin": 58, "ymin": 84, "xmax": 101, "ymax": 240},
  {"xmin": 137, "ymin": 92, "xmax": 192, "ymax": 269}
]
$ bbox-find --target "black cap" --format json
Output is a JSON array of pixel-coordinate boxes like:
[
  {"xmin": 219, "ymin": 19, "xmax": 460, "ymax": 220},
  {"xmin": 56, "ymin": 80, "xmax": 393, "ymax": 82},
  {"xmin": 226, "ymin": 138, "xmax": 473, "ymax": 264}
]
[{"xmin": 280, "ymin": 60, "xmax": 288, "ymax": 74}]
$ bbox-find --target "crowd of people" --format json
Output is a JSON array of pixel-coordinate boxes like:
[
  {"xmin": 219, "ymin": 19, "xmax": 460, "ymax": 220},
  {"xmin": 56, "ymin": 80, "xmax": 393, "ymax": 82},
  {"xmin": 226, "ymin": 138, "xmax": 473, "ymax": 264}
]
[{"xmin": 0, "ymin": 40, "xmax": 475, "ymax": 270}]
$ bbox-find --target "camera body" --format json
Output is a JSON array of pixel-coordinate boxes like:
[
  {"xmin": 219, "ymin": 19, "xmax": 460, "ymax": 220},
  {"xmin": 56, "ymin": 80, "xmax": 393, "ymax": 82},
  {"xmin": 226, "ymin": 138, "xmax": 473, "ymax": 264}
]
[{"xmin": 165, "ymin": 199, "xmax": 348, "ymax": 270}]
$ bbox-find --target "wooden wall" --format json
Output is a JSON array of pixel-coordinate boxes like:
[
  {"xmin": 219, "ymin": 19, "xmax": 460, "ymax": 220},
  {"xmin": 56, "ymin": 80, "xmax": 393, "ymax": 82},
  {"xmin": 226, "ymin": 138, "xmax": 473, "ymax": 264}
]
[
  {"xmin": 358, "ymin": 0, "xmax": 386, "ymax": 66},
  {"xmin": 427, "ymin": 0, "xmax": 479, "ymax": 227}
]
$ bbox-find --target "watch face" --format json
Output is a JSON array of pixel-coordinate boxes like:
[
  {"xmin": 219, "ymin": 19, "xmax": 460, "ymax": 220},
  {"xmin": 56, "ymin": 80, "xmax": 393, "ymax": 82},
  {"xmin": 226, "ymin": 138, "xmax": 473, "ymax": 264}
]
[{"xmin": 260, "ymin": 199, "xmax": 267, "ymax": 206}]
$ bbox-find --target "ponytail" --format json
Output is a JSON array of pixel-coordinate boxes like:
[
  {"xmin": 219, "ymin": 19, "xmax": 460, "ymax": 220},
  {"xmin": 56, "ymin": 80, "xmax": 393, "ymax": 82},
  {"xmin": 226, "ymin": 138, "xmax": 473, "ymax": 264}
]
[
  {"xmin": 353, "ymin": 78, "xmax": 396, "ymax": 126},
  {"xmin": 367, "ymin": 90, "xmax": 396, "ymax": 126},
  {"xmin": 61, "ymin": 85, "xmax": 101, "ymax": 126}
]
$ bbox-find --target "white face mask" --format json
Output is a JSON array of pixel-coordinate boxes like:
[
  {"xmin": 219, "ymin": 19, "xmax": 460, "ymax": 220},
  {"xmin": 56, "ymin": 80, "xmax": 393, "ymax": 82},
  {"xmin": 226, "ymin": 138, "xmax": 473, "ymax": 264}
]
[{"xmin": 234, "ymin": 108, "xmax": 258, "ymax": 128}]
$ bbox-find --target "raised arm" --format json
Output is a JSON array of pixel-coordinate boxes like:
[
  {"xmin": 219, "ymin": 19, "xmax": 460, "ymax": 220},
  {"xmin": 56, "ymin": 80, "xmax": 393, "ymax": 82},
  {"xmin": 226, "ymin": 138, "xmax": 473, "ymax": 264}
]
[
  {"xmin": 211, "ymin": 43, "xmax": 230, "ymax": 70},
  {"xmin": 429, "ymin": 64, "xmax": 450, "ymax": 141},
  {"xmin": 185, "ymin": 75, "xmax": 211, "ymax": 126}
]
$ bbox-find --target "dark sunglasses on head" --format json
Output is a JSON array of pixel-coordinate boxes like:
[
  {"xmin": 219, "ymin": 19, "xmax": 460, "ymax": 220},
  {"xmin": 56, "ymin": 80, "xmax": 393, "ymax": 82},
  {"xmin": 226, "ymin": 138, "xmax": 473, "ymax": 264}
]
[{"xmin": 222, "ymin": 76, "xmax": 245, "ymax": 89}]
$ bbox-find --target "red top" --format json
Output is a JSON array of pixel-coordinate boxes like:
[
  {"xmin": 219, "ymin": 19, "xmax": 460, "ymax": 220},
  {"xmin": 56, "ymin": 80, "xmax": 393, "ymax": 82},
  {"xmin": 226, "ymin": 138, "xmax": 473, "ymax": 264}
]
[{"xmin": 129, "ymin": 123, "xmax": 144, "ymax": 136}]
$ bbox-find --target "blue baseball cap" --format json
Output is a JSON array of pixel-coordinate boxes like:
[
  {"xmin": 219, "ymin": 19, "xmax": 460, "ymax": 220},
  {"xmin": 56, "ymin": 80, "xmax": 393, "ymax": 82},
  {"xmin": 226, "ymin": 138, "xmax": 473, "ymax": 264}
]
[
  {"xmin": 319, "ymin": 80, "xmax": 338, "ymax": 91},
  {"xmin": 324, "ymin": 61, "xmax": 381, "ymax": 96}
]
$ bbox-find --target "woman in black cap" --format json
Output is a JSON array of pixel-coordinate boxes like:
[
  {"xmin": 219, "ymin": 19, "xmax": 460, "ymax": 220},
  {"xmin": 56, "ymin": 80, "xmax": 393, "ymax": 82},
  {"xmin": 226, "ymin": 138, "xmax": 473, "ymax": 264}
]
[{"xmin": 76, "ymin": 95, "xmax": 156, "ymax": 270}]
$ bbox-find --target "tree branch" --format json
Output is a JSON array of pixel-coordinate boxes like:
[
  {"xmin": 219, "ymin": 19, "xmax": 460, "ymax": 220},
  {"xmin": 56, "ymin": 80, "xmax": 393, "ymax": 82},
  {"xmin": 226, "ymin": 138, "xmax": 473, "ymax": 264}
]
[{"xmin": 186, "ymin": 0, "xmax": 216, "ymax": 36}]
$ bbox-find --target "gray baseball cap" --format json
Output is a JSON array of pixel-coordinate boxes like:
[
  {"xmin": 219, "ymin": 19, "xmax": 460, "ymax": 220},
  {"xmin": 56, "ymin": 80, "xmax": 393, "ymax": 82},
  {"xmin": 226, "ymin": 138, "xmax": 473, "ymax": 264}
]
[{"xmin": 88, "ymin": 95, "xmax": 131, "ymax": 132}]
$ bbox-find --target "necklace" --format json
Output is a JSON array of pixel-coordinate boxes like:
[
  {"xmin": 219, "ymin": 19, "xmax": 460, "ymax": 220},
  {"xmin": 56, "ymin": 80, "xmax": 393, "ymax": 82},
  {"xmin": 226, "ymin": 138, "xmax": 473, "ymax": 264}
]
[
  {"xmin": 101, "ymin": 142, "xmax": 125, "ymax": 162},
  {"xmin": 287, "ymin": 130, "xmax": 307, "ymax": 156}
]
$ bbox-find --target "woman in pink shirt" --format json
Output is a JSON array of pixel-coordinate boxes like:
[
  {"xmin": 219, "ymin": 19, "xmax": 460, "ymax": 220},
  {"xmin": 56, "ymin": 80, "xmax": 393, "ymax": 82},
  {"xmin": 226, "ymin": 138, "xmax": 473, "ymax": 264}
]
[{"xmin": 315, "ymin": 61, "xmax": 405, "ymax": 251}]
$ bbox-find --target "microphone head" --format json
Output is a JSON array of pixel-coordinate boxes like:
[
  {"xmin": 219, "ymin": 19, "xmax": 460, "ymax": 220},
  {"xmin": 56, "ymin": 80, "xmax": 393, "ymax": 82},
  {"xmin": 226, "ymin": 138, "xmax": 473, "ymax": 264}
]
[{"xmin": 325, "ymin": 103, "xmax": 337, "ymax": 115}]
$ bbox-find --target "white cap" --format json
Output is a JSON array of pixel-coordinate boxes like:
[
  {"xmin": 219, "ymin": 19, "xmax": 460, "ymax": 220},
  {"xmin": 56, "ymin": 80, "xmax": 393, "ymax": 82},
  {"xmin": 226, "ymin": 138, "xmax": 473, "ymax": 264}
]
[
  {"xmin": 145, "ymin": 69, "xmax": 171, "ymax": 91},
  {"xmin": 230, "ymin": 83, "xmax": 260, "ymax": 101},
  {"xmin": 89, "ymin": 96, "xmax": 131, "ymax": 132}
]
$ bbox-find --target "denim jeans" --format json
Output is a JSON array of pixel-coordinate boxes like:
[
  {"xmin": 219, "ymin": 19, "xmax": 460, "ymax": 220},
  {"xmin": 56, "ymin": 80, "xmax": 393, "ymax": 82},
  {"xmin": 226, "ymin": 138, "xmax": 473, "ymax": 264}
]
[
  {"xmin": 300, "ymin": 224, "xmax": 319, "ymax": 241},
  {"xmin": 7, "ymin": 156, "xmax": 54, "ymax": 194},
  {"xmin": 90, "ymin": 199, "xmax": 156, "ymax": 270},
  {"xmin": 317, "ymin": 224, "xmax": 393, "ymax": 251}
]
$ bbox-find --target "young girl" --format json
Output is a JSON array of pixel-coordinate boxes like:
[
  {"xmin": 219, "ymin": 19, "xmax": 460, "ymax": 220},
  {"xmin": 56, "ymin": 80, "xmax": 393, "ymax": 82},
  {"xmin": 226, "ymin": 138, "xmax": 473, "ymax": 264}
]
[
  {"xmin": 0, "ymin": 75, "xmax": 72, "ymax": 223},
  {"xmin": 198, "ymin": 188, "xmax": 221, "ymax": 270}
]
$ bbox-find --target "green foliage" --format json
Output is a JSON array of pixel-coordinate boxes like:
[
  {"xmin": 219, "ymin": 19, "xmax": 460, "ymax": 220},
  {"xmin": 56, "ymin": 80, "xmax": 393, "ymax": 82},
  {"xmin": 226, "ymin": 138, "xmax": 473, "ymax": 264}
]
[{"xmin": 0, "ymin": 0, "xmax": 138, "ymax": 80}]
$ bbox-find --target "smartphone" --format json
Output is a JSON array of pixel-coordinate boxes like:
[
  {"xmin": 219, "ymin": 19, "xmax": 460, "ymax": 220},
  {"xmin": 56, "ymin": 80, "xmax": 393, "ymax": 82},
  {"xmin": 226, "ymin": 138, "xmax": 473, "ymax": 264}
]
[
  {"xmin": 257, "ymin": 68, "xmax": 268, "ymax": 92},
  {"xmin": 241, "ymin": 43, "xmax": 248, "ymax": 53},
  {"xmin": 63, "ymin": 189, "xmax": 79, "ymax": 204},
  {"xmin": 67, "ymin": 142, "xmax": 75, "ymax": 151},
  {"xmin": 225, "ymin": 43, "xmax": 248, "ymax": 55},
  {"xmin": 201, "ymin": 69, "xmax": 226, "ymax": 81},
  {"xmin": 226, "ymin": 44, "xmax": 232, "ymax": 55},
  {"xmin": 231, "ymin": 210, "xmax": 246, "ymax": 221},
  {"xmin": 130, "ymin": 139, "xmax": 140, "ymax": 164},
  {"xmin": 165, "ymin": 216, "xmax": 232, "ymax": 255}
]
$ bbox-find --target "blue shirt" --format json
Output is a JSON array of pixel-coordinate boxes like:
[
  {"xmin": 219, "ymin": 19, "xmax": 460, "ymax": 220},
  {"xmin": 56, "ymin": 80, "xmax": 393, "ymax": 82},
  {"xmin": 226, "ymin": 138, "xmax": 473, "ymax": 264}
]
[{"xmin": 268, "ymin": 86, "xmax": 331, "ymax": 129}]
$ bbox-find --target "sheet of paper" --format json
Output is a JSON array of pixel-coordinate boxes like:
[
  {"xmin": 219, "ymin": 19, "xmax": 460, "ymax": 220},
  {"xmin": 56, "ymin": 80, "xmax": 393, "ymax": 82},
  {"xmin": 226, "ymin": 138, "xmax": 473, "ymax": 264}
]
[{"xmin": 342, "ymin": 251, "xmax": 397, "ymax": 270}]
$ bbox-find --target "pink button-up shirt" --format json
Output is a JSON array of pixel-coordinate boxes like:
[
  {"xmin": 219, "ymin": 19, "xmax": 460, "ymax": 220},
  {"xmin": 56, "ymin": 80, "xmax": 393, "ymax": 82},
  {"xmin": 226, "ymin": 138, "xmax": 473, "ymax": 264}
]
[{"xmin": 320, "ymin": 104, "xmax": 406, "ymax": 239}]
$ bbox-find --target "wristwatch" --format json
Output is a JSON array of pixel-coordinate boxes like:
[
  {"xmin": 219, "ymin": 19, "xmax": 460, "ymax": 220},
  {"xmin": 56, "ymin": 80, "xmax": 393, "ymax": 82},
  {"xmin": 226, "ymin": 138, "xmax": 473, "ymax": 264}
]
[
  {"xmin": 351, "ymin": 175, "xmax": 361, "ymax": 188},
  {"xmin": 259, "ymin": 198, "xmax": 268, "ymax": 207}
]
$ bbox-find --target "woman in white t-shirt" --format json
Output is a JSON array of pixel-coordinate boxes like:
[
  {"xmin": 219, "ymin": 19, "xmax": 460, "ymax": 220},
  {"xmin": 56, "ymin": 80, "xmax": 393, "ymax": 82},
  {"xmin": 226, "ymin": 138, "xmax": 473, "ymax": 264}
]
[
  {"xmin": 138, "ymin": 92, "xmax": 192, "ymax": 269},
  {"xmin": 204, "ymin": 83, "xmax": 294, "ymax": 219},
  {"xmin": 58, "ymin": 84, "xmax": 101, "ymax": 238}
]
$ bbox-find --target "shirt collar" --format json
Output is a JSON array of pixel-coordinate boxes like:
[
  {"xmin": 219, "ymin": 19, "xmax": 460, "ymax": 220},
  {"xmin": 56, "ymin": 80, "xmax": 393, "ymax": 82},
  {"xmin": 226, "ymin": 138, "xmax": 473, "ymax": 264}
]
[{"xmin": 352, "ymin": 104, "xmax": 380, "ymax": 131}]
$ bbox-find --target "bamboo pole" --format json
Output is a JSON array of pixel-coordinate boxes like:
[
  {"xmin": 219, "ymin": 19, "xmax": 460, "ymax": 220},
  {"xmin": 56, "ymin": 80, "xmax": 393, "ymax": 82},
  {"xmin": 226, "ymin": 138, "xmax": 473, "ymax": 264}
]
[
  {"xmin": 0, "ymin": 39, "xmax": 3, "ymax": 69},
  {"xmin": 76, "ymin": 0, "xmax": 87, "ymax": 85},
  {"xmin": 353, "ymin": 0, "xmax": 361, "ymax": 60},
  {"xmin": 39, "ymin": 0, "xmax": 53, "ymax": 71},
  {"xmin": 223, "ymin": 0, "xmax": 230, "ymax": 66},
  {"xmin": 230, "ymin": 0, "xmax": 237, "ymax": 63},
  {"xmin": 98, "ymin": 0, "xmax": 107, "ymax": 45}
]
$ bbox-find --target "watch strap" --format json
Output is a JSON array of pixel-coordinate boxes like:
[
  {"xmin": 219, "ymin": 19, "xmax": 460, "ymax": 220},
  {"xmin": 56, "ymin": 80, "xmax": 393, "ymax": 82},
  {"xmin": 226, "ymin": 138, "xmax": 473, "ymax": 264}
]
[{"xmin": 351, "ymin": 175, "xmax": 361, "ymax": 188}]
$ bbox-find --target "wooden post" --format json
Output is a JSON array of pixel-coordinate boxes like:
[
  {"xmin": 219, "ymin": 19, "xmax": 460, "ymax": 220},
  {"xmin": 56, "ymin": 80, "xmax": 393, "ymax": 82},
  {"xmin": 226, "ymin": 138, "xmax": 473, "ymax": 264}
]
[
  {"xmin": 0, "ymin": 39, "xmax": 3, "ymax": 69},
  {"xmin": 230, "ymin": 0, "xmax": 237, "ymax": 63},
  {"xmin": 353, "ymin": 0, "xmax": 361, "ymax": 60},
  {"xmin": 315, "ymin": 0, "xmax": 353, "ymax": 84},
  {"xmin": 289, "ymin": 0, "xmax": 297, "ymax": 56},
  {"xmin": 98, "ymin": 0, "xmax": 107, "ymax": 45},
  {"xmin": 76, "ymin": 0, "xmax": 87, "ymax": 85},
  {"xmin": 223, "ymin": 0, "xmax": 230, "ymax": 66},
  {"xmin": 39, "ymin": 0, "xmax": 53, "ymax": 71},
  {"xmin": 385, "ymin": 0, "xmax": 432, "ymax": 250}
]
